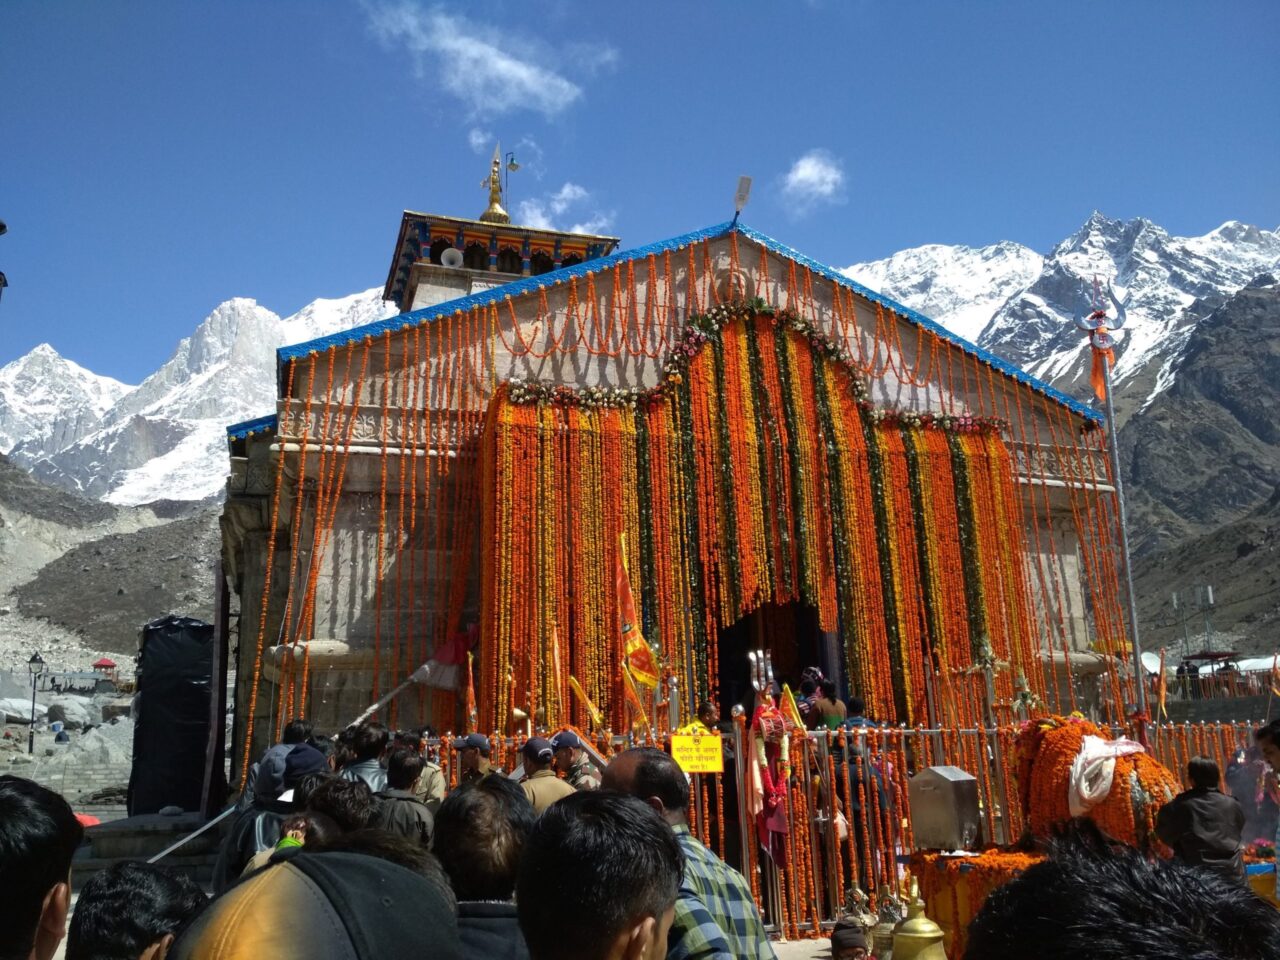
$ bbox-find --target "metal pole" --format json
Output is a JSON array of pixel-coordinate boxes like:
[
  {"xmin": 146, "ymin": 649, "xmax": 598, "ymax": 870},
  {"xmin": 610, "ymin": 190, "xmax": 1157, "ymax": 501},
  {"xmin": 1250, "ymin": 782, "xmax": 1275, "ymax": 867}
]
[
  {"xmin": 1101, "ymin": 358, "xmax": 1148, "ymax": 717},
  {"xmin": 28, "ymin": 673, "xmax": 37, "ymax": 754}
]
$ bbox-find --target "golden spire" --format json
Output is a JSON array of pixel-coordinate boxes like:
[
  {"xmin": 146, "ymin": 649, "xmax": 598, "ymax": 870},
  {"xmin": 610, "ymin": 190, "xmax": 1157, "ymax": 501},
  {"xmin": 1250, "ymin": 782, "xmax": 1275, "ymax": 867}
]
[{"xmin": 479, "ymin": 144, "xmax": 510, "ymax": 224}]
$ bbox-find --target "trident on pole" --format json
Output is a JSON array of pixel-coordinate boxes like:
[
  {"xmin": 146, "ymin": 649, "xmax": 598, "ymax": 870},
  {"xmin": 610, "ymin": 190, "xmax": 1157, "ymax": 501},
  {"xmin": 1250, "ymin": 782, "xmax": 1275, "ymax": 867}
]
[{"xmin": 1074, "ymin": 279, "xmax": 1149, "ymax": 728}]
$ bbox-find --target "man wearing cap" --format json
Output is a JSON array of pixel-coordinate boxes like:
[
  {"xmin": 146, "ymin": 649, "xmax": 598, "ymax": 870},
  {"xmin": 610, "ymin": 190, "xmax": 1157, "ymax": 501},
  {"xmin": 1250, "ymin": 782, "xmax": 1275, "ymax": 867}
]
[
  {"xmin": 172, "ymin": 850, "xmax": 464, "ymax": 960},
  {"xmin": 829, "ymin": 918, "xmax": 869, "ymax": 960},
  {"xmin": 520, "ymin": 738, "xmax": 576, "ymax": 814},
  {"xmin": 452, "ymin": 732, "xmax": 502, "ymax": 786},
  {"xmin": 551, "ymin": 730, "xmax": 602, "ymax": 791}
]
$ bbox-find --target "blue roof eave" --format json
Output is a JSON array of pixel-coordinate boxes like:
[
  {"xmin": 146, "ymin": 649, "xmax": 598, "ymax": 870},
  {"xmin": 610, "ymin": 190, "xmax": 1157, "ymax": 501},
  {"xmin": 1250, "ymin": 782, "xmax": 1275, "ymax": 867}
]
[
  {"xmin": 226, "ymin": 414, "xmax": 278, "ymax": 441},
  {"xmin": 274, "ymin": 220, "xmax": 1101, "ymax": 424}
]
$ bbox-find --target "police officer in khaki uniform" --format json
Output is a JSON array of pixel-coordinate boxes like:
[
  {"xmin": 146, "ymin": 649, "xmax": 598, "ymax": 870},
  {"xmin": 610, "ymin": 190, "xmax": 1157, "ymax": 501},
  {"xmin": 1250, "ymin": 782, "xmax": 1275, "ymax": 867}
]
[
  {"xmin": 550, "ymin": 731, "xmax": 602, "ymax": 791},
  {"xmin": 450, "ymin": 733, "xmax": 502, "ymax": 787},
  {"xmin": 519, "ymin": 737, "xmax": 576, "ymax": 814}
]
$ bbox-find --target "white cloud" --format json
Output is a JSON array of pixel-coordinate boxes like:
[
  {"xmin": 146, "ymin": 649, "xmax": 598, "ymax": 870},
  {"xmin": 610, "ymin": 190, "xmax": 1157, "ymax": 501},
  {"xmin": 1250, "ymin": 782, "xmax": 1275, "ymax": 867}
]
[
  {"xmin": 365, "ymin": 2, "xmax": 616, "ymax": 120},
  {"xmin": 468, "ymin": 128, "xmax": 493, "ymax": 154},
  {"xmin": 781, "ymin": 149, "xmax": 846, "ymax": 212},
  {"xmin": 549, "ymin": 182, "xmax": 588, "ymax": 215},
  {"xmin": 569, "ymin": 213, "xmax": 615, "ymax": 235},
  {"xmin": 514, "ymin": 182, "xmax": 613, "ymax": 234},
  {"xmin": 516, "ymin": 199, "xmax": 556, "ymax": 231}
]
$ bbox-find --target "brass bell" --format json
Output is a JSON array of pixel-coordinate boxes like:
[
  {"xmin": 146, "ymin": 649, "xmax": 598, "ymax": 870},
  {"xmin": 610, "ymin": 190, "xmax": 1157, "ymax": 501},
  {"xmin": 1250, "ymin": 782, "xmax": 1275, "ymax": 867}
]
[{"xmin": 892, "ymin": 880, "xmax": 947, "ymax": 960}]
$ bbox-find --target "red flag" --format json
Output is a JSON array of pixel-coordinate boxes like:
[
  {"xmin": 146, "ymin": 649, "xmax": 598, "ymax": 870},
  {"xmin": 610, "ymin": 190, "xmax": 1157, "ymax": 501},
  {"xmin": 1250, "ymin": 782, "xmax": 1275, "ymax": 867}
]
[{"xmin": 618, "ymin": 534, "xmax": 659, "ymax": 688}]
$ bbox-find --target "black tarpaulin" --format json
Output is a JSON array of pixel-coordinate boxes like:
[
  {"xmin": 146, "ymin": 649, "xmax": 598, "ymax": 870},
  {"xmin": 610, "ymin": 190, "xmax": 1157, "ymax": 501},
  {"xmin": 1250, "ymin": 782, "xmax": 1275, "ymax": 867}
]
[{"xmin": 127, "ymin": 615, "xmax": 222, "ymax": 815}]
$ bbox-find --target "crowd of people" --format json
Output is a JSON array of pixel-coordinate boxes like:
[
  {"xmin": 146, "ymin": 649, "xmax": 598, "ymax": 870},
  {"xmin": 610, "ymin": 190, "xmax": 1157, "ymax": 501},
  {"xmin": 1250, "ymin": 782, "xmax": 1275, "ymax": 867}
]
[{"xmin": 3, "ymin": 715, "xmax": 1280, "ymax": 960}]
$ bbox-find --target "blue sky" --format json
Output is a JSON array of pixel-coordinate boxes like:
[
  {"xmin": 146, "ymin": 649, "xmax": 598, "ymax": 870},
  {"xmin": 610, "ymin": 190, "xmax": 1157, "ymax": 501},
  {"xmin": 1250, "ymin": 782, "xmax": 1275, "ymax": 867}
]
[{"xmin": 2, "ymin": 1, "xmax": 1277, "ymax": 382}]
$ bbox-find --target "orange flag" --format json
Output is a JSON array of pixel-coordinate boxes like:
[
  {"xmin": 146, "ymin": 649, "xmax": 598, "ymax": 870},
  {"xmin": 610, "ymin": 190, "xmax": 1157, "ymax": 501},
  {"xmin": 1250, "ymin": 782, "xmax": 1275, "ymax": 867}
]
[
  {"xmin": 1089, "ymin": 342, "xmax": 1114, "ymax": 402},
  {"xmin": 568, "ymin": 675, "xmax": 604, "ymax": 730},
  {"xmin": 465, "ymin": 651, "xmax": 478, "ymax": 730},
  {"xmin": 781, "ymin": 683, "xmax": 806, "ymax": 732},
  {"xmin": 618, "ymin": 534, "xmax": 660, "ymax": 688},
  {"xmin": 1156, "ymin": 648, "xmax": 1168, "ymax": 720},
  {"xmin": 621, "ymin": 661, "xmax": 654, "ymax": 739}
]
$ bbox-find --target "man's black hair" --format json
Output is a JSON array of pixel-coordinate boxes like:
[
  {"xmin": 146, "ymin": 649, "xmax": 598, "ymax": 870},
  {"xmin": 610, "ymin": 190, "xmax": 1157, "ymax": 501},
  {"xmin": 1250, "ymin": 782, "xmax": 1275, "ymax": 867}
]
[
  {"xmin": 66, "ymin": 862, "xmax": 206, "ymax": 960},
  {"xmin": 799, "ymin": 679, "xmax": 816, "ymax": 696},
  {"xmin": 696, "ymin": 700, "xmax": 715, "ymax": 719},
  {"xmin": 304, "ymin": 777, "xmax": 376, "ymax": 832},
  {"xmin": 291, "ymin": 771, "xmax": 333, "ymax": 810},
  {"xmin": 1255, "ymin": 718, "xmax": 1280, "ymax": 747},
  {"xmin": 848, "ymin": 695, "xmax": 866, "ymax": 716},
  {"xmin": 434, "ymin": 775, "xmax": 535, "ymax": 901},
  {"xmin": 351, "ymin": 721, "xmax": 389, "ymax": 762},
  {"xmin": 964, "ymin": 819, "xmax": 1280, "ymax": 960},
  {"xmin": 281, "ymin": 718, "xmax": 313, "ymax": 745},
  {"xmin": 517, "ymin": 791, "xmax": 682, "ymax": 960},
  {"xmin": 310, "ymin": 831, "xmax": 456, "ymax": 914},
  {"xmin": 387, "ymin": 747, "xmax": 424, "ymax": 791},
  {"xmin": 620, "ymin": 746, "xmax": 688, "ymax": 813},
  {"xmin": 0, "ymin": 775, "xmax": 84, "ymax": 960},
  {"xmin": 1187, "ymin": 756, "xmax": 1221, "ymax": 790}
]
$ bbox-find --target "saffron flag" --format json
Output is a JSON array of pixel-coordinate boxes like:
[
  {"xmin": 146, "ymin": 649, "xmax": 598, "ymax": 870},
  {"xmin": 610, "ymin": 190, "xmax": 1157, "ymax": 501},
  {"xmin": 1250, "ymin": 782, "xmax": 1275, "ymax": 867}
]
[
  {"xmin": 1089, "ymin": 342, "xmax": 1115, "ymax": 402},
  {"xmin": 568, "ymin": 675, "xmax": 605, "ymax": 731},
  {"xmin": 465, "ymin": 651, "xmax": 478, "ymax": 730},
  {"xmin": 551, "ymin": 625, "xmax": 565, "ymax": 723},
  {"xmin": 780, "ymin": 683, "xmax": 806, "ymax": 733},
  {"xmin": 618, "ymin": 534, "xmax": 660, "ymax": 688},
  {"xmin": 621, "ymin": 661, "xmax": 654, "ymax": 740},
  {"xmin": 1156, "ymin": 648, "xmax": 1168, "ymax": 720}
]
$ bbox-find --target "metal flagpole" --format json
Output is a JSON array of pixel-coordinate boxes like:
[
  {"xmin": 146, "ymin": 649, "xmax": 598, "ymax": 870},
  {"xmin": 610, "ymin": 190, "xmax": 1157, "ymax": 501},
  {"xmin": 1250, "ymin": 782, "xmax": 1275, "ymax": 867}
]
[{"xmin": 1101, "ymin": 342, "xmax": 1148, "ymax": 718}]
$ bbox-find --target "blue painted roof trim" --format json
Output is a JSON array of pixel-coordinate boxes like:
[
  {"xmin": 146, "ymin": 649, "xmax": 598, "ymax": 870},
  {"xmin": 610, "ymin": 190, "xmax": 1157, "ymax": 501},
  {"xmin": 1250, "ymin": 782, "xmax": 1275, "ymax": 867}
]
[
  {"xmin": 276, "ymin": 220, "xmax": 1100, "ymax": 424},
  {"xmin": 226, "ymin": 414, "xmax": 278, "ymax": 440}
]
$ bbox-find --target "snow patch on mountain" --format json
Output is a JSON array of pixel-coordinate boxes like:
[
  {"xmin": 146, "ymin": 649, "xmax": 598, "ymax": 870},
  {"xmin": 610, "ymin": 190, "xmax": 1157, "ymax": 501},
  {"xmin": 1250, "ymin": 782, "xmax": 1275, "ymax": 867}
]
[
  {"xmin": 0, "ymin": 345, "xmax": 134, "ymax": 455},
  {"xmin": 5, "ymin": 289, "xmax": 396, "ymax": 504},
  {"xmin": 844, "ymin": 214, "xmax": 1280, "ymax": 413},
  {"xmin": 841, "ymin": 241, "xmax": 1043, "ymax": 344}
]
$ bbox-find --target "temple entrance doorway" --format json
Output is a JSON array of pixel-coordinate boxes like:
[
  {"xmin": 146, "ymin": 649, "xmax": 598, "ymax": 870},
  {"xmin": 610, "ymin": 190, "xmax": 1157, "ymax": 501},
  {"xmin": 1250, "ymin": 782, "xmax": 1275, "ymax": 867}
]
[{"xmin": 715, "ymin": 601, "xmax": 830, "ymax": 715}]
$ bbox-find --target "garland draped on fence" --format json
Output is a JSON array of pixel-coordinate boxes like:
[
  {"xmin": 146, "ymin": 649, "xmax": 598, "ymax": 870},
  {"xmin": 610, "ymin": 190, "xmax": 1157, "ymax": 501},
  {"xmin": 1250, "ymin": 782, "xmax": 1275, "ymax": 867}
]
[{"xmin": 479, "ymin": 304, "xmax": 1043, "ymax": 731}]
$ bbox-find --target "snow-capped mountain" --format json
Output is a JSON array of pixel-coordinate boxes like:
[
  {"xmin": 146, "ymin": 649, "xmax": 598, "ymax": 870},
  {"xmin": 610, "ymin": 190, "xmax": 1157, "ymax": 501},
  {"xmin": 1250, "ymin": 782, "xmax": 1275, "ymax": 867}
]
[
  {"xmin": 6, "ymin": 290, "xmax": 396, "ymax": 504},
  {"xmin": 843, "ymin": 240, "xmax": 1044, "ymax": 344},
  {"xmin": 0, "ymin": 346, "xmax": 133, "ymax": 455},
  {"xmin": 843, "ymin": 214, "xmax": 1280, "ymax": 413}
]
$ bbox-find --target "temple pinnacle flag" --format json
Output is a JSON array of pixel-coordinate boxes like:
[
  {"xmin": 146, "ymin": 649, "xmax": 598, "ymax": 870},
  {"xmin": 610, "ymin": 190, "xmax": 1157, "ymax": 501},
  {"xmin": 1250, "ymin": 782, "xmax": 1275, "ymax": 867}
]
[
  {"xmin": 465, "ymin": 651, "xmax": 478, "ymax": 729},
  {"xmin": 617, "ymin": 534, "xmax": 660, "ymax": 688}
]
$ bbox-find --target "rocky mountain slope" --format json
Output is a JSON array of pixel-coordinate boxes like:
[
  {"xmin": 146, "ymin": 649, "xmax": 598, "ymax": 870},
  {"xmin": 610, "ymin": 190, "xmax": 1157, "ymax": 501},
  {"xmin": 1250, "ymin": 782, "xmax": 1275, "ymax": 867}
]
[
  {"xmin": 0, "ymin": 453, "xmax": 159, "ymax": 672},
  {"xmin": 4, "ymin": 290, "xmax": 396, "ymax": 504},
  {"xmin": 1118, "ymin": 276, "xmax": 1280, "ymax": 555}
]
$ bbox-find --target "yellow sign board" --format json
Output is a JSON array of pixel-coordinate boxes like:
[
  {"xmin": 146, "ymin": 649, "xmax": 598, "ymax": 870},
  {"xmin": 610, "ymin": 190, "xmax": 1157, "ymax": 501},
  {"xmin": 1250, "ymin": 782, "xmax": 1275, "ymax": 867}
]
[{"xmin": 670, "ymin": 734, "xmax": 724, "ymax": 774}]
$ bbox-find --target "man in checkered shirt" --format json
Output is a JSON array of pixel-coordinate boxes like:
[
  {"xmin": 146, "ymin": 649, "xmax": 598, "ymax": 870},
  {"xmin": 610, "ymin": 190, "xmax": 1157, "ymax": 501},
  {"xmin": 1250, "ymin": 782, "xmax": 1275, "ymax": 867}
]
[{"xmin": 605, "ymin": 747, "xmax": 777, "ymax": 960}]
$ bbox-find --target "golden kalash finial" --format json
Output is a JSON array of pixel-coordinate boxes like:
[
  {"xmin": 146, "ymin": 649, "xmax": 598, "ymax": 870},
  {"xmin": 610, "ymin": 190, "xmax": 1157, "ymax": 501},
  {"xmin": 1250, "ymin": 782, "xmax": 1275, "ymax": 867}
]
[
  {"xmin": 891, "ymin": 879, "xmax": 947, "ymax": 960},
  {"xmin": 479, "ymin": 144, "xmax": 510, "ymax": 224}
]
